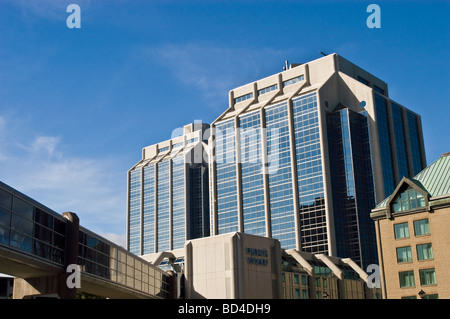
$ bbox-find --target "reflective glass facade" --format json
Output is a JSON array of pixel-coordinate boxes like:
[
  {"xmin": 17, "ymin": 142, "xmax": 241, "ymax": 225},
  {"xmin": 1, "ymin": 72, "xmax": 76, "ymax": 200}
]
[
  {"xmin": 374, "ymin": 93, "xmax": 395, "ymax": 198},
  {"xmin": 391, "ymin": 102, "xmax": 410, "ymax": 179},
  {"xmin": 406, "ymin": 111, "xmax": 423, "ymax": 175},
  {"xmin": 327, "ymin": 108, "xmax": 377, "ymax": 267},
  {"xmin": 351, "ymin": 110, "xmax": 377, "ymax": 267},
  {"xmin": 265, "ymin": 101, "xmax": 296, "ymax": 249},
  {"xmin": 239, "ymin": 111, "xmax": 265, "ymax": 236},
  {"xmin": 1, "ymin": 182, "xmax": 171, "ymax": 299},
  {"xmin": 172, "ymin": 156, "xmax": 186, "ymax": 249},
  {"xmin": 215, "ymin": 119, "xmax": 239, "ymax": 234},
  {"xmin": 129, "ymin": 169, "xmax": 141, "ymax": 255},
  {"xmin": 143, "ymin": 164, "xmax": 156, "ymax": 255},
  {"xmin": 0, "ymin": 187, "xmax": 66, "ymax": 264},
  {"xmin": 392, "ymin": 186, "xmax": 425, "ymax": 213},
  {"xmin": 292, "ymin": 93, "xmax": 327, "ymax": 254},
  {"xmin": 157, "ymin": 160, "xmax": 170, "ymax": 252},
  {"xmin": 79, "ymin": 229, "xmax": 170, "ymax": 298},
  {"xmin": 209, "ymin": 55, "xmax": 426, "ymax": 271},
  {"xmin": 128, "ymin": 129, "xmax": 210, "ymax": 255},
  {"xmin": 189, "ymin": 164, "xmax": 210, "ymax": 239}
]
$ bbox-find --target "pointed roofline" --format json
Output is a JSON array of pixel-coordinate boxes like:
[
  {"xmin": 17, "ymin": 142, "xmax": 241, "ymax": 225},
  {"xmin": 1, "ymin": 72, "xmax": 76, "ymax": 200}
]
[{"xmin": 372, "ymin": 152, "xmax": 450, "ymax": 218}]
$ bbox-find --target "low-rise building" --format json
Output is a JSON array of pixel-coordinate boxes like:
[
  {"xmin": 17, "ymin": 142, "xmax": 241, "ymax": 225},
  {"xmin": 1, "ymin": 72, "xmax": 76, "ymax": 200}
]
[
  {"xmin": 371, "ymin": 152, "xmax": 450, "ymax": 299},
  {"xmin": 142, "ymin": 231, "xmax": 380, "ymax": 299}
]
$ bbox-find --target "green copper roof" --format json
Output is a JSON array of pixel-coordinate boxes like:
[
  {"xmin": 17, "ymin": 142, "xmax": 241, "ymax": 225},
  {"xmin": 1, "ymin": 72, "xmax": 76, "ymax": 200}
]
[
  {"xmin": 413, "ymin": 152, "xmax": 450, "ymax": 197},
  {"xmin": 375, "ymin": 152, "xmax": 450, "ymax": 208}
]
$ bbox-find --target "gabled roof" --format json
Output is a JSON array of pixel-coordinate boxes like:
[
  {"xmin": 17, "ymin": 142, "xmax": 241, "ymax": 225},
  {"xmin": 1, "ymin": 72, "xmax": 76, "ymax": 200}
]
[
  {"xmin": 375, "ymin": 152, "xmax": 450, "ymax": 209},
  {"xmin": 413, "ymin": 152, "xmax": 450, "ymax": 198}
]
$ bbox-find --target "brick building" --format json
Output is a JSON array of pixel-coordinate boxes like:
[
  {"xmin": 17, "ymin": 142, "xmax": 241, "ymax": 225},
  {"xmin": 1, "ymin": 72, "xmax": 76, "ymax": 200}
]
[{"xmin": 371, "ymin": 152, "xmax": 450, "ymax": 299}]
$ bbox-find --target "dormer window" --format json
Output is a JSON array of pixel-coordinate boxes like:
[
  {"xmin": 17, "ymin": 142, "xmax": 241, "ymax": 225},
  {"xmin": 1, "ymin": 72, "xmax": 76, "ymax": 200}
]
[{"xmin": 392, "ymin": 186, "xmax": 425, "ymax": 213}]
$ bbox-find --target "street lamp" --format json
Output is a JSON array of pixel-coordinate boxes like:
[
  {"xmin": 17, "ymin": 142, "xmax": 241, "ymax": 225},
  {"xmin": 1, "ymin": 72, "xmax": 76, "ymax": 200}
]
[{"xmin": 418, "ymin": 289, "xmax": 426, "ymax": 299}]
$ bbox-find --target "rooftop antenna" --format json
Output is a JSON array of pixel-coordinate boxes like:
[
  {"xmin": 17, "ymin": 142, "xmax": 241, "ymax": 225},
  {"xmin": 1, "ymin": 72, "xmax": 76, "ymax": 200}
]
[
  {"xmin": 320, "ymin": 51, "xmax": 328, "ymax": 56},
  {"xmin": 283, "ymin": 60, "xmax": 289, "ymax": 71}
]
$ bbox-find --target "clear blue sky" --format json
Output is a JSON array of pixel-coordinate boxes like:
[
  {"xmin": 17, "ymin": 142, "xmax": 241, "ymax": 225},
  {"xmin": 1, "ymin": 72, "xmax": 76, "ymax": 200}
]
[{"xmin": 0, "ymin": 0, "xmax": 448, "ymax": 248}]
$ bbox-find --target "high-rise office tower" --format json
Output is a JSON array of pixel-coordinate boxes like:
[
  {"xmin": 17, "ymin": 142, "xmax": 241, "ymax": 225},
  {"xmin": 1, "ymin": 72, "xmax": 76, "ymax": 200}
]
[
  {"xmin": 127, "ymin": 123, "xmax": 210, "ymax": 256},
  {"xmin": 209, "ymin": 54, "xmax": 426, "ymax": 267}
]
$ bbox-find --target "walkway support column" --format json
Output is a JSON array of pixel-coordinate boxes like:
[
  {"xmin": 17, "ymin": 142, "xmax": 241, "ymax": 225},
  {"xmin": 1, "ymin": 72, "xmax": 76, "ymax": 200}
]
[{"xmin": 60, "ymin": 212, "xmax": 80, "ymax": 299}]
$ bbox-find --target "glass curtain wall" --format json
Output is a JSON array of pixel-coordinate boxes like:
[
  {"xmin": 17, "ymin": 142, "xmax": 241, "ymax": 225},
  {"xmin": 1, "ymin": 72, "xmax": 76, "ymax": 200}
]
[
  {"xmin": 391, "ymin": 102, "xmax": 410, "ymax": 179},
  {"xmin": 215, "ymin": 119, "xmax": 239, "ymax": 234},
  {"xmin": 172, "ymin": 156, "xmax": 185, "ymax": 250},
  {"xmin": 406, "ymin": 111, "xmax": 424, "ymax": 175},
  {"xmin": 143, "ymin": 164, "xmax": 156, "ymax": 255},
  {"xmin": 374, "ymin": 93, "xmax": 395, "ymax": 198},
  {"xmin": 129, "ymin": 168, "xmax": 141, "ymax": 255},
  {"xmin": 265, "ymin": 101, "xmax": 296, "ymax": 249},
  {"xmin": 292, "ymin": 92, "xmax": 327, "ymax": 254},
  {"xmin": 157, "ymin": 160, "xmax": 170, "ymax": 252},
  {"xmin": 239, "ymin": 110, "xmax": 266, "ymax": 236},
  {"xmin": 327, "ymin": 107, "xmax": 377, "ymax": 267}
]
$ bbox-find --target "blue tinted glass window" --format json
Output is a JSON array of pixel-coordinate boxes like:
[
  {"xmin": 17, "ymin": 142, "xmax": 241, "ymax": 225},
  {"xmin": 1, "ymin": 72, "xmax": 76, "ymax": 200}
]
[
  {"xmin": 215, "ymin": 120, "xmax": 238, "ymax": 234},
  {"xmin": 129, "ymin": 168, "xmax": 141, "ymax": 255},
  {"xmin": 234, "ymin": 93, "xmax": 253, "ymax": 104},
  {"xmin": 292, "ymin": 93, "xmax": 327, "ymax": 254},
  {"xmin": 265, "ymin": 101, "xmax": 295, "ymax": 249},
  {"xmin": 391, "ymin": 103, "xmax": 410, "ymax": 179},
  {"xmin": 172, "ymin": 156, "xmax": 186, "ymax": 249},
  {"xmin": 357, "ymin": 76, "xmax": 369, "ymax": 85},
  {"xmin": 189, "ymin": 163, "xmax": 209, "ymax": 239},
  {"xmin": 239, "ymin": 111, "xmax": 265, "ymax": 236},
  {"xmin": 413, "ymin": 218, "xmax": 430, "ymax": 236},
  {"xmin": 12, "ymin": 197, "xmax": 34, "ymax": 220},
  {"xmin": 406, "ymin": 111, "xmax": 423, "ymax": 175},
  {"xmin": 157, "ymin": 160, "xmax": 170, "ymax": 251},
  {"xmin": 283, "ymin": 75, "xmax": 304, "ymax": 87},
  {"xmin": 373, "ymin": 85, "xmax": 385, "ymax": 95},
  {"xmin": 399, "ymin": 271, "xmax": 415, "ymax": 288},
  {"xmin": 172, "ymin": 142, "xmax": 184, "ymax": 149},
  {"xmin": 392, "ymin": 187, "xmax": 425, "ymax": 212},
  {"xmin": 394, "ymin": 222, "xmax": 409, "ymax": 239},
  {"xmin": 327, "ymin": 107, "xmax": 377, "ymax": 266},
  {"xmin": 374, "ymin": 94, "xmax": 395, "ymax": 197},
  {"xmin": 419, "ymin": 268, "xmax": 436, "ymax": 286},
  {"xmin": 258, "ymin": 84, "xmax": 278, "ymax": 96},
  {"xmin": 396, "ymin": 246, "xmax": 412, "ymax": 263},
  {"xmin": 0, "ymin": 188, "xmax": 12, "ymax": 210},
  {"xmin": 143, "ymin": 164, "xmax": 155, "ymax": 255},
  {"xmin": 417, "ymin": 243, "xmax": 433, "ymax": 261}
]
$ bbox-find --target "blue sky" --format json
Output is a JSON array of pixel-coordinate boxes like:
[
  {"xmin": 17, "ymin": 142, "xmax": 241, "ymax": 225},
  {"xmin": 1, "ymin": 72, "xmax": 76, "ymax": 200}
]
[{"xmin": 0, "ymin": 0, "xmax": 448, "ymax": 248}]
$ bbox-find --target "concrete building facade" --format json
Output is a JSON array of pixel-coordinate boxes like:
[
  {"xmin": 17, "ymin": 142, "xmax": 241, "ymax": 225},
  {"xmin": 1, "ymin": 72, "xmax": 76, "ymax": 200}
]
[
  {"xmin": 371, "ymin": 153, "xmax": 450, "ymax": 299},
  {"xmin": 142, "ymin": 232, "xmax": 380, "ymax": 299},
  {"xmin": 208, "ymin": 53, "xmax": 426, "ymax": 268}
]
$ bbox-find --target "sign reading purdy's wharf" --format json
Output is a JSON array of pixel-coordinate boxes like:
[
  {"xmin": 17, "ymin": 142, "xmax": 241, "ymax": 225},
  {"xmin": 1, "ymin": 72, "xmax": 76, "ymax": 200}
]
[{"xmin": 246, "ymin": 247, "xmax": 269, "ymax": 266}]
